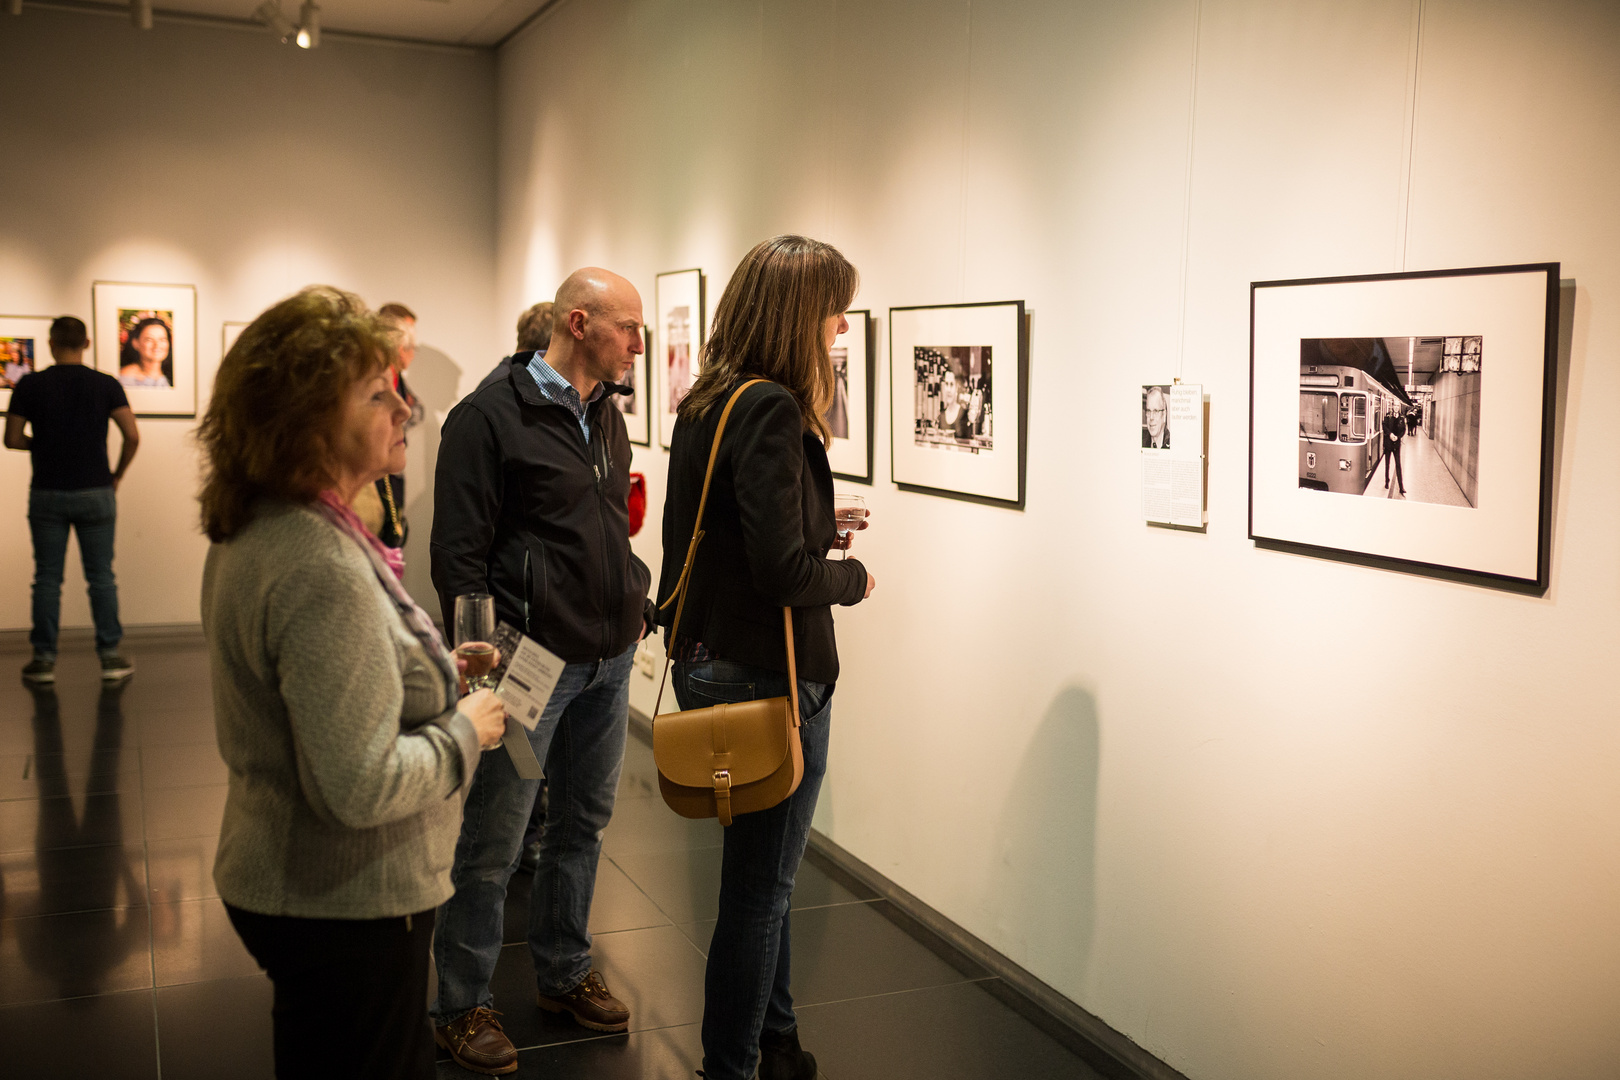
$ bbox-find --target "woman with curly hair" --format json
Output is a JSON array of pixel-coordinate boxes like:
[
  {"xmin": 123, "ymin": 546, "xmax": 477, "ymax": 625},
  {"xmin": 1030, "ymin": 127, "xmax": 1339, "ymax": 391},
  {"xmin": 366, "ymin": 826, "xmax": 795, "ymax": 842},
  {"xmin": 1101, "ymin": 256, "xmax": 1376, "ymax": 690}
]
[{"xmin": 196, "ymin": 285, "xmax": 508, "ymax": 1080}]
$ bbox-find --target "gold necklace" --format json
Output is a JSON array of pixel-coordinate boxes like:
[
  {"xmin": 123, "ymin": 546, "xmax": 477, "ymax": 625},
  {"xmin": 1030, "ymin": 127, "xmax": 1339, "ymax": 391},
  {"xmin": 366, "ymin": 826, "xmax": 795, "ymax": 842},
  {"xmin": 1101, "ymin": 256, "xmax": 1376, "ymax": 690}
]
[{"xmin": 380, "ymin": 477, "xmax": 403, "ymax": 542}]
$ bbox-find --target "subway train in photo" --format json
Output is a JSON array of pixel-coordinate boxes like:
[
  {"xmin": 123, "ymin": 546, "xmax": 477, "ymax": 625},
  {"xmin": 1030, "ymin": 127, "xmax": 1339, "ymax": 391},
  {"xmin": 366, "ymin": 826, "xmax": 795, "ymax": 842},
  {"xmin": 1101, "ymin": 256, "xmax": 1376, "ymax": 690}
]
[{"xmin": 1298, "ymin": 338, "xmax": 1410, "ymax": 494}]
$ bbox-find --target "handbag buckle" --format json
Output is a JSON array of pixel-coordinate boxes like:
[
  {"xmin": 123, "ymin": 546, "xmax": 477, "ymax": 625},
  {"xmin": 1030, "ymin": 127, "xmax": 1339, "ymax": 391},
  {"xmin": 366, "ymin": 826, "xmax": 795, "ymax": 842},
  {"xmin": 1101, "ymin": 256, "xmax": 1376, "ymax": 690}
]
[{"xmin": 712, "ymin": 769, "xmax": 733, "ymax": 827}]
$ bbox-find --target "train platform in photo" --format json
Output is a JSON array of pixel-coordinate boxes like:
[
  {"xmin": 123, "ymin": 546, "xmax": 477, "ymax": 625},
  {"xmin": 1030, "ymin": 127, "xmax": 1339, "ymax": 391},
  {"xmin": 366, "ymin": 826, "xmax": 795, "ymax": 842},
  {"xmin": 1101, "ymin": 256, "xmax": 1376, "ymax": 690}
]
[{"xmin": 1360, "ymin": 428, "xmax": 1472, "ymax": 507}]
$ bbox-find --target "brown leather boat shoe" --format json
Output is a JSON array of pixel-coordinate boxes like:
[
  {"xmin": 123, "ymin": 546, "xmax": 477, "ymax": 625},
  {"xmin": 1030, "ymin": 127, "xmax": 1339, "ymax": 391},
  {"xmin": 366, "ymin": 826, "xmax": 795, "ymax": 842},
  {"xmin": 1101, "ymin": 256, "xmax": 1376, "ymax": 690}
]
[
  {"xmin": 434, "ymin": 1005, "xmax": 518, "ymax": 1075},
  {"xmin": 536, "ymin": 969, "xmax": 630, "ymax": 1032}
]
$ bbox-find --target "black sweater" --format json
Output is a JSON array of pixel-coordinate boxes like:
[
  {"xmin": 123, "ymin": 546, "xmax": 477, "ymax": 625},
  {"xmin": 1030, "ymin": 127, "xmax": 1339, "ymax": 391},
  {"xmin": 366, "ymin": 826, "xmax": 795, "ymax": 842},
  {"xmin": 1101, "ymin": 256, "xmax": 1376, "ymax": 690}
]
[
  {"xmin": 430, "ymin": 362, "xmax": 654, "ymax": 663},
  {"xmin": 656, "ymin": 380, "xmax": 867, "ymax": 684}
]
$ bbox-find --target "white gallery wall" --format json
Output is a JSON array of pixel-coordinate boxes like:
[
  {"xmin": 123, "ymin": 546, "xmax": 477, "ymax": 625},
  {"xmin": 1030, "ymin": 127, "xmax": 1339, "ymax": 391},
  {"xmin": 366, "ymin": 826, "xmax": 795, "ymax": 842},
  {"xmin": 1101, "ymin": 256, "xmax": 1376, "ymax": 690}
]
[
  {"xmin": 0, "ymin": 8, "xmax": 498, "ymax": 628},
  {"xmin": 498, "ymin": 2, "xmax": 1620, "ymax": 1079}
]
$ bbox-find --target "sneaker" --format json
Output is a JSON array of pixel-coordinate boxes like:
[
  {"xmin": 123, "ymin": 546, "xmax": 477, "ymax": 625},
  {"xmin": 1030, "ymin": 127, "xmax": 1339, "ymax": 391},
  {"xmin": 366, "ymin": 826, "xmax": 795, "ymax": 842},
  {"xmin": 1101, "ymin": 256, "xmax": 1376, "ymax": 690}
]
[
  {"xmin": 536, "ymin": 970, "xmax": 629, "ymax": 1032},
  {"xmin": 21, "ymin": 658, "xmax": 55, "ymax": 684},
  {"xmin": 99, "ymin": 653, "xmax": 135, "ymax": 681},
  {"xmin": 434, "ymin": 1006, "xmax": 518, "ymax": 1076},
  {"xmin": 759, "ymin": 1026, "xmax": 818, "ymax": 1080}
]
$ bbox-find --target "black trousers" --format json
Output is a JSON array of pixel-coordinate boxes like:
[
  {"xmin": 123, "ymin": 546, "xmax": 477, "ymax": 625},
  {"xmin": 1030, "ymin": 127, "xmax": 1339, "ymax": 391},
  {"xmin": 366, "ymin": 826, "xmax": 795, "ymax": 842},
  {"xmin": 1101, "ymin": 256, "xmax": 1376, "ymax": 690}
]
[
  {"xmin": 226, "ymin": 904, "xmax": 437, "ymax": 1080},
  {"xmin": 1383, "ymin": 440, "xmax": 1405, "ymax": 491}
]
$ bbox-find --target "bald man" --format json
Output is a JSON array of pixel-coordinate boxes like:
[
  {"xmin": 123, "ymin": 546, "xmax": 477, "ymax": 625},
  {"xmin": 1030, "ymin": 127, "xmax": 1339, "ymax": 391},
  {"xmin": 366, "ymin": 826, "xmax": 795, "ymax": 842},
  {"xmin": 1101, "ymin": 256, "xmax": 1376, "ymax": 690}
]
[{"xmin": 430, "ymin": 268, "xmax": 653, "ymax": 1074}]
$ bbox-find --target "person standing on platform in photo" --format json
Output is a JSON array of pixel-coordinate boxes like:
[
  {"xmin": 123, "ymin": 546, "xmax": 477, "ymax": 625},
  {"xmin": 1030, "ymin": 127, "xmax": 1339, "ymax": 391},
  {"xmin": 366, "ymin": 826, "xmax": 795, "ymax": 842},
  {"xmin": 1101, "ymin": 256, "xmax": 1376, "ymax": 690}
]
[
  {"xmin": 4, "ymin": 316, "xmax": 139, "ymax": 683},
  {"xmin": 1142, "ymin": 385, "xmax": 1170, "ymax": 449},
  {"xmin": 1382, "ymin": 405, "xmax": 1407, "ymax": 496},
  {"xmin": 429, "ymin": 269, "xmax": 654, "ymax": 1076},
  {"xmin": 658, "ymin": 236, "xmax": 875, "ymax": 1080},
  {"xmin": 474, "ymin": 300, "xmax": 555, "ymax": 395},
  {"xmin": 196, "ymin": 287, "xmax": 508, "ymax": 1080}
]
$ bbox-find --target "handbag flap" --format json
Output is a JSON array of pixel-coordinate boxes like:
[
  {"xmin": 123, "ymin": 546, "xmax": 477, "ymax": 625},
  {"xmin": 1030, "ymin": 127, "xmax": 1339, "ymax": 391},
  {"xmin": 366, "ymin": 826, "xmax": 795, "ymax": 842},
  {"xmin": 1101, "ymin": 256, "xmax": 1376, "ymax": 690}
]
[{"xmin": 653, "ymin": 697, "xmax": 792, "ymax": 788}]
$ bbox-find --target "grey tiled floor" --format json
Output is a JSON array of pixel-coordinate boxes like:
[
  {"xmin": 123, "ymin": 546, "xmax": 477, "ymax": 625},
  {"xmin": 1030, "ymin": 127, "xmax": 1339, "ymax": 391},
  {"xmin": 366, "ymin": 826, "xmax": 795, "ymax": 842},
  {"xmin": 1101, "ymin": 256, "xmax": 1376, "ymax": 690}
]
[{"xmin": 0, "ymin": 640, "xmax": 1104, "ymax": 1079}]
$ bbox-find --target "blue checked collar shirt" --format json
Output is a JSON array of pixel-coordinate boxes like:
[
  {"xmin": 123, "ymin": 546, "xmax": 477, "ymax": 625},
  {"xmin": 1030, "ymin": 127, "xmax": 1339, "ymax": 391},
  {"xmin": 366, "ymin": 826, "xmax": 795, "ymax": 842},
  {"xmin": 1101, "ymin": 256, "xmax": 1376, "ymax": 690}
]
[{"xmin": 526, "ymin": 352, "xmax": 604, "ymax": 443}]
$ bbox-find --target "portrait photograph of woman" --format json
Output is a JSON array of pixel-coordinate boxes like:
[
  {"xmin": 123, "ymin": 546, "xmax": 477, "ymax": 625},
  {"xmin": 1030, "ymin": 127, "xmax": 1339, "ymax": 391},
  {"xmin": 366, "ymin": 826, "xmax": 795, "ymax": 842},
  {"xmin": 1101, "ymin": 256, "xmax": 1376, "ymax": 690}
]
[
  {"xmin": 92, "ymin": 281, "xmax": 198, "ymax": 417},
  {"xmin": 118, "ymin": 309, "xmax": 175, "ymax": 387}
]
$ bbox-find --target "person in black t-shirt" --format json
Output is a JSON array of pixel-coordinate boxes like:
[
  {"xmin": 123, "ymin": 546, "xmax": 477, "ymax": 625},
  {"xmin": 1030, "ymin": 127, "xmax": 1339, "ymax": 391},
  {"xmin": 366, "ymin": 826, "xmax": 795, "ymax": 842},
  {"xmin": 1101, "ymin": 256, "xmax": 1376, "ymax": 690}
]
[{"xmin": 4, "ymin": 317, "xmax": 141, "ymax": 683}]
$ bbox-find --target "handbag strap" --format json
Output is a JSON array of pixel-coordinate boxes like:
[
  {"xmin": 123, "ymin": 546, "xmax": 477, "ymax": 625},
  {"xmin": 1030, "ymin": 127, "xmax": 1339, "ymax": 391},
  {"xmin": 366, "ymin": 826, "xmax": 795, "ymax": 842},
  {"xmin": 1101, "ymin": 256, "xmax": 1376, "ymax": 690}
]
[{"xmin": 653, "ymin": 379, "xmax": 801, "ymax": 728}]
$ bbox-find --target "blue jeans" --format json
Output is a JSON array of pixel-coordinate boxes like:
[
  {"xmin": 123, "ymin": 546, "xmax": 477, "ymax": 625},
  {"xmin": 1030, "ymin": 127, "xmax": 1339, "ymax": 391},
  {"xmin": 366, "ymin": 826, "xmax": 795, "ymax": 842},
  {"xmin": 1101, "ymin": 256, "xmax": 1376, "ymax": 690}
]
[
  {"xmin": 672, "ymin": 659, "xmax": 833, "ymax": 1080},
  {"xmin": 431, "ymin": 645, "xmax": 635, "ymax": 1023},
  {"xmin": 28, "ymin": 487, "xmax": 122, "ymax": 657}
]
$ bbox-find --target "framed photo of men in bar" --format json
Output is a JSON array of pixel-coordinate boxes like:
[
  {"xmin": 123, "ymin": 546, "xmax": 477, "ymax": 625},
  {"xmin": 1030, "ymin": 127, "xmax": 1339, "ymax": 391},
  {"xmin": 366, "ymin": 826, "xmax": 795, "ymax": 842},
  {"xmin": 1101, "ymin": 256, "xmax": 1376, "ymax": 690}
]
[
  {"xmin": 1249, "ymin": 263, "xmax": 1559, "ymax": 593},
  {"xmin": 655, "ymin": 269, "xmax": 704, "ymax": 450},
  {"xmin": 614, "ymin": 327, "xmax": 651, "ymax": 447},
  {"xmin": 825, "ymin": 309, "xmax": 874, "ymax": 483},
  {"xmin": 92, "ymin": 281, "xmax": 198, "ymax": 418},
  {"xmin": 0, "ymin": 315, "xmax": 55, "ymax": 410},
  {"xmin": 889, "ymin": 300, "xmax": 1028, "ymax": 509}
]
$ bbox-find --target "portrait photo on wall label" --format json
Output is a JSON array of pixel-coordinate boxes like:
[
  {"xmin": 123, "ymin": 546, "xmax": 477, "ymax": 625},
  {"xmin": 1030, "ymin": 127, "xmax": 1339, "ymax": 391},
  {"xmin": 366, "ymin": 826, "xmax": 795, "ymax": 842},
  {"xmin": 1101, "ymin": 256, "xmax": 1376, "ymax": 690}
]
[
  {"xmin": 1141, "ymin": 384, "xmax": 1171, "ymax": 449},
  {"xmin": 118, "ymin": 307, "xmax": 175, "ymax": 388},
  {"xmin": 913, "ymin": 345, "xmax": 992, "ymax": 453}
]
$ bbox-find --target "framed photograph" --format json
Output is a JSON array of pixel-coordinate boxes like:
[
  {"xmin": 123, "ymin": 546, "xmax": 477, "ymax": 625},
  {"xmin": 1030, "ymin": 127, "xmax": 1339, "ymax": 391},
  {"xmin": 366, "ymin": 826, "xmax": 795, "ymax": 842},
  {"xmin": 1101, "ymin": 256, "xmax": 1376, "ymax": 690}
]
[
  {"xmin": 889, "ymin": 300, "xmax": 1028, "ymax": 509},
  {"xmin": 0, "ymin": 315, "xmax": 55, "ymax": 410},
  {"xmin": 1250, "ymin": 263, "xmax": 1559, "ymax": 592},
  {"xmin": 655, "ymin": 269, "xmax": 704, "ymax": 450},
  {"xmin": 614, "ymin": 326, "xmax": 651, "ymax": 446},
  {"xmin": 826, "ymin": 309, "xmax": 874, "ymax": 483},
  {"xmin": 92, "ymin": 281, "xmax": 197, "ymax": 418},
  {"xmin": 222, "ymin": 320, "xmax": 249, "ymax": 358}
]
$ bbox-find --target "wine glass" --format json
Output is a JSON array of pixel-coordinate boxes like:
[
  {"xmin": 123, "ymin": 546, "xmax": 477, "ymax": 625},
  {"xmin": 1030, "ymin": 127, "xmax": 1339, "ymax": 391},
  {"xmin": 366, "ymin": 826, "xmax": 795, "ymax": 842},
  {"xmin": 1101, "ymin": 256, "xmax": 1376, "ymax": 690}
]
[
  {"xmin": 454, "ymin": 592, "xmax": 498, "ymax": 690},
  {"xmin": 832, "ymin": 494, "xmax": 867, "ymax": 560}
]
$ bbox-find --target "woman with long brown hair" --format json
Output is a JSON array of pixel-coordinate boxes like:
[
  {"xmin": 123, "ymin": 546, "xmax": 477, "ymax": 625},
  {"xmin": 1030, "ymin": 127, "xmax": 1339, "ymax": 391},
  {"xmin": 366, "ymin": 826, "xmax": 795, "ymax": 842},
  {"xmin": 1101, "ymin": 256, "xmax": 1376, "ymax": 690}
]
[
  {"xmin": 656, "ymin": 236, "xmax": 875, "ymax": 1080},
  {"xmin": 196, "ymin": 286, "xmax": 507, "ymax": 1080}
]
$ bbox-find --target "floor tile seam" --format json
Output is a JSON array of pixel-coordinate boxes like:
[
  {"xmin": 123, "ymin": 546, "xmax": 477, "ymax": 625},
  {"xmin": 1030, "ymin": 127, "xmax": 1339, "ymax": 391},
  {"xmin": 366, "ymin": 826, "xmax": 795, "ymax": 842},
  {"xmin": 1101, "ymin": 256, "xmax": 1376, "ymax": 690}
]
[
  {"xmin": 0, "ymin": 986, "xmax": 160, "ymax": 1012},
  {"xmin": 506, "ymin": 1017, "xmax": 698, "ymax": 1053},
  {"xmin": 602, "ymin": 850, "xmax": 705, "ymax": 930},
  {"xmin": 792, "ymin": 975, "xmax": 1003, "ymax": 1014},
  {"xmin": 0, "ymin": 900, "xmax": 152, "ymax": 926},
  {"xmin": 0, "ymin": 838, "xmax": 148, "ymax": 856}
]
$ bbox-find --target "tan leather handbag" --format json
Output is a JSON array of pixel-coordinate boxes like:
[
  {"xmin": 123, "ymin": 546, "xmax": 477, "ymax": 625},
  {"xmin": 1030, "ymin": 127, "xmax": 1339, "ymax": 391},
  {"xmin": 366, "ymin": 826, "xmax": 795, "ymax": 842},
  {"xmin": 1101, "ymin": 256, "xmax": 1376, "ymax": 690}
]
[{"xmin": 652, "ymin": 379, "xmax": 803, "ymax": 827}]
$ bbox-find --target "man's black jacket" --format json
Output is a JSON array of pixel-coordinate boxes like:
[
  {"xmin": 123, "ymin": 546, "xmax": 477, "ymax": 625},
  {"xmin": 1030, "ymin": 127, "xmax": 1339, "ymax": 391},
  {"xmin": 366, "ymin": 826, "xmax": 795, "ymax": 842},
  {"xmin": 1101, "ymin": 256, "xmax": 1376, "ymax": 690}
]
[
  {"xmin": 431, "ymin": 359, "xmax": 654, "ymax": 663},
  {"xmin": 656, "ymin": 380, "xmax": 867, "ymax": 685}
]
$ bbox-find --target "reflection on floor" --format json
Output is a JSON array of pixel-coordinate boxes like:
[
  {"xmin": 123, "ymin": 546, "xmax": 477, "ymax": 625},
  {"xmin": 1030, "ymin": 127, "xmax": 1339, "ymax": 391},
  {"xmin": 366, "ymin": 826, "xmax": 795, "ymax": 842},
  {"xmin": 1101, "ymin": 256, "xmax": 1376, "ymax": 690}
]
[
  {"xmin": 1359, "ymin": 428, "xmax": 1473, "ymax": 507},
  {"xmin": 0, "ymin": 640, "xmax": 1104, "ymax": 1079}
]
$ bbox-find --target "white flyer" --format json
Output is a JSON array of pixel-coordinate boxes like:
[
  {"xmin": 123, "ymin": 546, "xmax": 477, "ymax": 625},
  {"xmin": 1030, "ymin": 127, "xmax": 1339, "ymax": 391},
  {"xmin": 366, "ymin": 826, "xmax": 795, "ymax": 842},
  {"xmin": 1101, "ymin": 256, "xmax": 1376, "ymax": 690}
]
[{"xmin": 494, "ymin": 631, "xmax": 565, "ymax": 732}]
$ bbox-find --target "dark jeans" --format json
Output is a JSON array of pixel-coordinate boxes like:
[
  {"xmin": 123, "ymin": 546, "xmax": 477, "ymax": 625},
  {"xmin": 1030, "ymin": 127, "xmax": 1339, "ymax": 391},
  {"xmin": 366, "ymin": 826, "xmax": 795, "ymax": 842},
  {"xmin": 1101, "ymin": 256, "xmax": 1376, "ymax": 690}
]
[
  {"xmin": 431, "ymin": 646, "xmax": 635, "ymax": 1023},
  {"xmin": 28, "ymin": 486, "xmax": 121, "ymax": 657},
  {"xmin": 1383, "ymin": 439, "xmax": 1405, "ymax": 492},
  {"xmin": 225, "ymin": 904, "xmax": 437, "ymax": 1080},
  {"xmin": 672, "ymin": 658, "xmax": 833, "ymax": 1080}
]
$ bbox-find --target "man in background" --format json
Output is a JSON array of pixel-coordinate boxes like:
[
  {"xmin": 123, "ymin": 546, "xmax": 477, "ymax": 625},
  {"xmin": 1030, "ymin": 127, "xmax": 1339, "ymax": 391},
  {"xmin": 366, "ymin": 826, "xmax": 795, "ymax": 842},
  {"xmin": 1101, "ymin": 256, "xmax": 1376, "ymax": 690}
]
[
  {"xmin": 4, "ymin": 317, "xmax": 140, "ymax": 683},
  {"xmin": 474, "ymin": 300, "xmax": 554, "ymax": 394},
  {"xmin": 356, "ymin": 302, "xmax": 422, "ymax": 549}
]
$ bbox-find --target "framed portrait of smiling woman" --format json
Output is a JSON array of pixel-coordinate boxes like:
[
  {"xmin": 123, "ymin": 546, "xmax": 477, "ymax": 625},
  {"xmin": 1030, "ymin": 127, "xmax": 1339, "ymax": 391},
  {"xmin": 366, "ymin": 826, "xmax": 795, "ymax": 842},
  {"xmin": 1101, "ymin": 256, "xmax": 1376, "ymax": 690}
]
[{"xmin": 92, "ymin": 281, "xmax": 197, "ymax": 417}]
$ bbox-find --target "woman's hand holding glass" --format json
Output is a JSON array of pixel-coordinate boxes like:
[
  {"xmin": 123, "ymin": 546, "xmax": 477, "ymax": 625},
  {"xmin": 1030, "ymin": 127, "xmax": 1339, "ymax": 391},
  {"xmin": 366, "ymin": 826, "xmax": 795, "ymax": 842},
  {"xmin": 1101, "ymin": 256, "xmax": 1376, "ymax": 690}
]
[{"xmin": 458, "ymin": 687, "xmax": 508, "ymax": 751}]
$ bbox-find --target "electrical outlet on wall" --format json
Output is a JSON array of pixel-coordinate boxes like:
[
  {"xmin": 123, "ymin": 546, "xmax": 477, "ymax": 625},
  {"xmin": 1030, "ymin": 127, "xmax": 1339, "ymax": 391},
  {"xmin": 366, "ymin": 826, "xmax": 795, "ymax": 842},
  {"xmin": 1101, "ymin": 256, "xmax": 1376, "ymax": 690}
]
[{"xmin": 634, "ymin": 640, "xmax": 656, "ymax": 679}]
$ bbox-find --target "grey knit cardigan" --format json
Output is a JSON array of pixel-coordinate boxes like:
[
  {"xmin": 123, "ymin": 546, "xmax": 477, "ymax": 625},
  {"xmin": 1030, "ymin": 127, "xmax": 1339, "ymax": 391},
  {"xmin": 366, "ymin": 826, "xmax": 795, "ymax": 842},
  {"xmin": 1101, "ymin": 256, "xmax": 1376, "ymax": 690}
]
[{"xmin": 201, "ymin": 500, "xmax": 479, "ymax": 919}]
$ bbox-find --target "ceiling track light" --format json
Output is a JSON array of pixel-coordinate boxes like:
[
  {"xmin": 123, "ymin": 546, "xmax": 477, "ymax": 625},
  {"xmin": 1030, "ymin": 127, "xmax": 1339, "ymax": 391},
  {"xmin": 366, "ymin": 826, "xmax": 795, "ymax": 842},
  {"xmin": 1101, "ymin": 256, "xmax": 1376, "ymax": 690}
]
[
  {"xmin": 130, "ymin": 0, "xmax": 151, "ymax": 29},
  {"xmin": 253, "ymin": 0, "xmax": 296, "ymax": 43},
  {"xmin": 295, "ymin": 0, "xmax": 318, "ymax": 48}
]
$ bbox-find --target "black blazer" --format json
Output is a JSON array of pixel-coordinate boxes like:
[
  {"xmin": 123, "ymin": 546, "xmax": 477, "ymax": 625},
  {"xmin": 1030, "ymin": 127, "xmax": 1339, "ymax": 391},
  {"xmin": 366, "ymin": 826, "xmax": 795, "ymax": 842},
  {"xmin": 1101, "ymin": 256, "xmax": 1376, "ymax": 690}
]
[{"xmin": 657, "ymin": 380, "xmax": 867, "ymax": 684}]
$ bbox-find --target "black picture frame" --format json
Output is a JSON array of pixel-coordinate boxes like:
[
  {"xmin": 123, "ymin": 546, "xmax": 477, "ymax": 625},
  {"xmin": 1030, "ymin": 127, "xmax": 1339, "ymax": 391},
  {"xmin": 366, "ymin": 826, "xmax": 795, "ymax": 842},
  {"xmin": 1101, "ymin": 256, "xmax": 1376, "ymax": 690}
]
[
  {"xmin": 889, "ymin": 300, "xmax": 1028, "ymax": 510},
  {"xmin": 828, "ymin": 309, "xmax": 876, "ymax": 485},
  {"xmin": 1248, "ymin": 262, "xmax": 1559, "ymax": 594}
]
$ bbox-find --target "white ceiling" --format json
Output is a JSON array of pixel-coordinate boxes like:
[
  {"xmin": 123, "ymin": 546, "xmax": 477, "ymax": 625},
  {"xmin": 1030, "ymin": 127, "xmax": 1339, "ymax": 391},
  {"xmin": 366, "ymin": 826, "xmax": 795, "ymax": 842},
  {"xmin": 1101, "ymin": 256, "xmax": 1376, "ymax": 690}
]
[{"xmin": 58, "ymin": 0, "xmax": 562, "ymax": 47}]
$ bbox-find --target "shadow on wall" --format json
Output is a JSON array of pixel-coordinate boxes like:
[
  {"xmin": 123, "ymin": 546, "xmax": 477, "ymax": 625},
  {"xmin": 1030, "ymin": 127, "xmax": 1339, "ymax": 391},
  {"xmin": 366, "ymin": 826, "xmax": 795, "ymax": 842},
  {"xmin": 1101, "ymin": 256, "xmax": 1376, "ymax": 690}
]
[
  {"xmin": 982, "ymin": 684, "xmax": 1100, "ymax": 993},
  {"xmin": 401, "ymin": 344, "xmax": 463, "ymax": 620}
]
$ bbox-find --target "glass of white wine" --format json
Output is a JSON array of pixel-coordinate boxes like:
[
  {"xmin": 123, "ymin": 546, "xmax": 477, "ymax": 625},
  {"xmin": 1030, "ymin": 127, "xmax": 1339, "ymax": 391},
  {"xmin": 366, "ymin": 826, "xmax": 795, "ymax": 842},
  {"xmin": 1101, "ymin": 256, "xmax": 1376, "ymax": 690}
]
[
  {"xmin": 453, "ymin": 593, "xmax": 498, "ymax": 691},
  {"xmin": 832, "ymin": 494, "xmax": 867, "ymax": 560}
]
